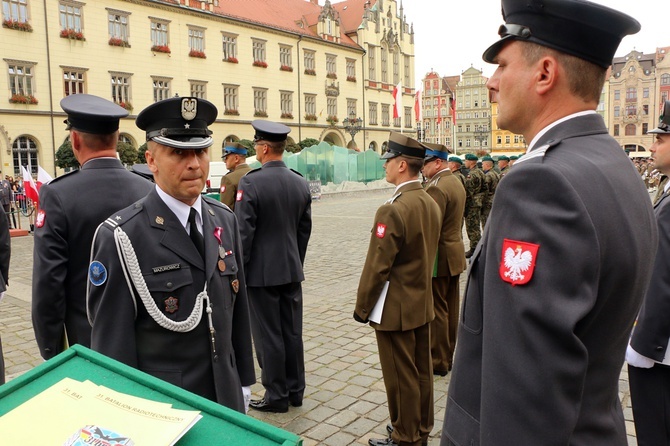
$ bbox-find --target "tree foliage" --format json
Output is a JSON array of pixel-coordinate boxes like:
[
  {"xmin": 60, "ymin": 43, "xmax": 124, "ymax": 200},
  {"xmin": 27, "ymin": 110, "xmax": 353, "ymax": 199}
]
[
  {"xmin": 238, "ymin": 139, "xmax": 255, "ymax": 157},
  {"xmin": 117, "ymin": 142, "xmax": 138, "ymax": 166},
  {"xmin": 299, "ymin": 138, "xmax": 320, "ymax": 150},
  {"xmin": 137, "ymin": 143, "xmax": 147, "ymax": 163},
  {"xmin": 55, "ymin": 140, "xmax": 80, "ymax": 169},
  {"xmin": 286, "ymin": 143, "xmax": 302, "ymax": 154}
]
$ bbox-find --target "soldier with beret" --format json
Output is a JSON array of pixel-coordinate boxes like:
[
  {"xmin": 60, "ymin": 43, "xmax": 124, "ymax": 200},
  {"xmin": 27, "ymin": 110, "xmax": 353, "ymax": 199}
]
[
  {"xmin": 235, "ymin": 120, "xmax": 312, "ymax": 413},
  {"xmin": 480, "ymin": 156, "xmax": 499, "ymax": 228},
  {"xmin": 32, "ymin": 94, "xmax": 152, "ymax": 360},
  {"xmin": 86, "ymin": 97, "xmax": 256, "ymax": 413},
  {"xmin": 508, "ymin": 154, "xmax": 518, "ymax": 167},
  {"xmin": 497, "ymin": 155, "xmax": 510, "ymax": 176},
  {"xmin": 441, "ymin": 1, "xmax": 657, "ymax": 445},
  {"xmin": 627, "ymin": 101, "xmax": 670, "ymax": 446},
  {"xmin": 355, "ymin": 132, "xmax": 441, "ymax": 446},
  {"xmin": 463, "ymin": 153, "xmax": 485, "ymax": 258},
  {"xmin": 219, "ymin": 142, "xmax": 251, "ymax": 210},
  {"xmin": 422, "ymin": 143, "xmax": 466, "ymax": 377},
  {"xmin": 448, "ymin": 156, "xmax": 466, "ymax": 190}
]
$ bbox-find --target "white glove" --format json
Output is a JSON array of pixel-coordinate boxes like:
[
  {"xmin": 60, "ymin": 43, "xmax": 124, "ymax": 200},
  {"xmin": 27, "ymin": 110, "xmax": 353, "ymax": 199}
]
[
  {"xmin": 0, "ymin": 291, "xmax": 5, "ymax": 303},
  {"xmin": 242, "ymin": 386, "xmax": 251, "ymax": 414},
  {"xmin": 626, "ymin": 344, "xmax": 655, "ymax": 369}
]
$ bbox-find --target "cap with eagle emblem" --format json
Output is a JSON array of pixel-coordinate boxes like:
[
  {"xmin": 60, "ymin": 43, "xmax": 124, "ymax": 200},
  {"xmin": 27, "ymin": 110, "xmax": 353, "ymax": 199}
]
[{"xmin": 136, "ymin": 96, "xmax": 218, "ymax": 150}]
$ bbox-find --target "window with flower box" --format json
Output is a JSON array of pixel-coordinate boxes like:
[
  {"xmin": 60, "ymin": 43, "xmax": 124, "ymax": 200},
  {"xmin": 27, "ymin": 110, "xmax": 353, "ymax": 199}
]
[
  {"xmin": 7, "ymin": 60, "xmax": 36, "ymax": 102},
  {"xmin": 279, "ymin": 45, "xmax": 292, "ymax": 71},
  {"xmin": 346, "ymin": 58, "xmax": 356, "ymax": 82},
  {"xmin": 59, "ymin": 1, "xmax": 83, "ymax": 39},
  {"xmin": 253, "ymin": 88, "xmax": 268, "ymax": 117},
  {"xmin": 280, "ymin": 91, "xmax": 293, "ymax": 119},
  {"xmin": 404, "ymin": 55, "xmax": 410, "ymax": 87},
  {"xmin": 110, "ymin": 72, "xmax": 132, "ymax": 110},
  {"xmin": 404, "ymin": 107, "xmax": 412, "ymax": 128},
  {"xmin": 2, "ymin": 0, "xmax": 30, "ymax": 30},
  {"xmin": 381, "ymin": 45, "xmax": 388, "ymax": 83},
  {"xmin": 368, "ymin": 45, "xmax": 376, "ymax": 81},
  {"xmin": 188, "ymin": 26, "xmax": 205, "ymax": 57},
  {"xmin": 107, "ymin": 9, "xmax": 130, "ymax": 47},
  {"xmin": 62, "ymin": 68, "xmax": 86, "ymax": 96},
  {"xmin": 369, "ymin": 102, "xmax": 378, "ymax": 125},
  {"xmin": 327, "ymin": 97, "xmax": 337, "ymax": 120},
  {"xmin": 326, "ymin": 54, "xmax": 337, "ymax": 79},
  {"xmin": 152, "ymin": 76, "xmax": 171, "ymax": 103},
  {"xmin": 382, "ymin": 104, "xmax": 390, "ymax": 126},
  {"xmin": 190, "ymin": 80, "xmax": 206, "ymax": 99},
  {"xmin": 347, "ymin": 99, "xmax": 356, "ymax": 118},
  {"xmin": 222, "ymin": 33, "xmax": 237, "ymax": 62},
  {"xmin": 223, "ymin": 84, "xmax": 239, "ymax": 115},
  {"xmin": 304, "ymin": 94, "xmax": 316, "ymax": 120},
  {"xmin": 303, "ymin": 50, "xmax": 315, "ymax": 75},
  {"xmin": 150, "ymin": 18, "xmax": 169, "ymax": 52},
  {"xmin": 252, "ymin": 39, "xmax": 266, "ymax": 66}
]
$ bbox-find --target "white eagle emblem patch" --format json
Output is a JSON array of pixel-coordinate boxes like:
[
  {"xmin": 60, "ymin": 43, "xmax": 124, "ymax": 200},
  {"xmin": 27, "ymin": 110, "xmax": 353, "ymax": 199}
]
[
  {"xmin": 181, "ymin": 98, "xmax": 197, "ymax": 121},
  {"xmin": 375, "ymin": 223, "xmax": 387, "ymax": 239},
  {"xmin": 499, "ymin": 239, "xmax": 539, "ymax": 285}
]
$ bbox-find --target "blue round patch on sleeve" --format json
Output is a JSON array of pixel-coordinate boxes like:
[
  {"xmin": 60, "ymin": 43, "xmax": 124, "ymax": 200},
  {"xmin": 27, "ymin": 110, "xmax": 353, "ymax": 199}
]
[{"xmin": 89, "ymin": 261, "xmax": 107, "ymax": 286}]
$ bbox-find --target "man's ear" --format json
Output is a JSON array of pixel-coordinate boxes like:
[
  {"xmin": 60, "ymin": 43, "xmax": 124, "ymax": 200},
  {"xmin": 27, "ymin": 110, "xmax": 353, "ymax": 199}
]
[{"xmin": 535, "ymin": 55, "xmax": 558, "ymax": 96}]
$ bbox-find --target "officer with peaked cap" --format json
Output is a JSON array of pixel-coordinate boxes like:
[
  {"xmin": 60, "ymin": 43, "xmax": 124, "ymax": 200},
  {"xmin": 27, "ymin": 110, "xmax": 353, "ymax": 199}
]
[
  {"xmin": 627, "ymin": 100, "xmax": 670, "ymax": 446},
  {"xmin": 87, "ymin": 96, "xmax": 256, "ymax": 413},
  {"xmin": 441, "ymin": 0, "xmax": 657, "ymax": 445},
  {"xmin": 235, "ymin": 120, "xmax": 312, "ymax": 413},
  {"xmin": 32, "ymin": 94, "xmax": 152, "ymax": 360},
  {"xmin": 219, "ymin": 142, "xmax": 250, "ymax": 210},
  {"xmin": 355, "ymin": 132, "xmax": 441, "ymax": 446},
  {"xmin": 421, "ymin": 143, "xmax": 467, "ymax": 378}
]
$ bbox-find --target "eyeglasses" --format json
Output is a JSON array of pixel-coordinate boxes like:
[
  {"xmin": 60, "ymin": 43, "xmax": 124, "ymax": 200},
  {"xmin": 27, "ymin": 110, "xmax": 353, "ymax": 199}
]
[{"xmin": 498, "ymin": 23, "xmax": 532, "ymax": 40}]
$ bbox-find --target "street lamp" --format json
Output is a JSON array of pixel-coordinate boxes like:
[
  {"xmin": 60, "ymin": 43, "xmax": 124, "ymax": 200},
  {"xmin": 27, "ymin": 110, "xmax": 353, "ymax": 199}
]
[
  {"xmin": 473, "ymin": 124, "xmax": 489, "ymax": 152},
  {"xmin": 342, "ymin": 110, "xmax": 363, "ymax": 149}
]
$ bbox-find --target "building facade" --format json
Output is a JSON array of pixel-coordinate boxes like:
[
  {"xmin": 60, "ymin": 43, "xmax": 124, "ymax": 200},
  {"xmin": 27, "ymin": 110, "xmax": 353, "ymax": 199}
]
[
  {"xmin": 454, "ymin": 67, "xmax": 489, "ymax": 155},
  {"xmin": 490, "ymin": 101, "xmax": 525, "ymax": 156},
  {"xmin": 0, "ymin": 0, "xmax": 417, "ymax": 177}
]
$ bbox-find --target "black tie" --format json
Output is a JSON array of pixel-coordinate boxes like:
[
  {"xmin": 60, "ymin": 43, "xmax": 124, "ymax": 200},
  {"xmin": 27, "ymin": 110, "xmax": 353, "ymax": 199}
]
[{"xmin": 188, "ymin": 207, "xmax": 205, "ymax": 260}]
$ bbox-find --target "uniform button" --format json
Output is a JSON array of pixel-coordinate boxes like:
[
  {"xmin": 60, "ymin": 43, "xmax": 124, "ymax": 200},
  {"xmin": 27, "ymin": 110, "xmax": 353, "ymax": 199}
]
[
  {"xmin": 362, "ymin": 309, "xmax": 367, "ymax": 314},
  {"xmin": 134, "ymin": 203, "xmax": 141, "ymax": 209},
  {"xmin": 656, "ymin": 346, "xmax": 664, "ymax": 351},
  {"xmin": 232, "ymin": 265, "xmax": 237, "ymax": 272},
  {"xmin": 166, "ymin": 282, "xmax": 173, "ymax": 289}
]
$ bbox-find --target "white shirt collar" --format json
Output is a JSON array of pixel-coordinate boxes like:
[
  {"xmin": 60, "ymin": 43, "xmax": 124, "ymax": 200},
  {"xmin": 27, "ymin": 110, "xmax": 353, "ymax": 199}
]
[
  {"xmin": 155, "ymin": 185, "xmax": 203, "ymax": 233},
  {"xmin": 527, "ymin": 110, "xmax": 597, "ymax": 153},
  {"xmin": 394, "ymin": 179, "xmax": 421, "ymax": 194}
]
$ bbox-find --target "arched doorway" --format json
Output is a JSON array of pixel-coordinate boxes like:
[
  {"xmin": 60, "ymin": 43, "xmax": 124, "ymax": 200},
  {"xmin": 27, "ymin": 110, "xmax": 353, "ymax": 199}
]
[
  {"xmin": 321, "ymin": 129, "xmax": 345, "ymax": 148},
  {"xmin": 368, "ymin": 141, "xmax": 378, "ymax": 153}
]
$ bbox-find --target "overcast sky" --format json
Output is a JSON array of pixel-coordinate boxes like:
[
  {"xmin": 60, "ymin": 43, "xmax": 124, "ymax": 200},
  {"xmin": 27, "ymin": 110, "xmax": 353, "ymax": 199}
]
[{"xmin": 382, "ymin": 0, "xmax": 667, "ymax": 89}]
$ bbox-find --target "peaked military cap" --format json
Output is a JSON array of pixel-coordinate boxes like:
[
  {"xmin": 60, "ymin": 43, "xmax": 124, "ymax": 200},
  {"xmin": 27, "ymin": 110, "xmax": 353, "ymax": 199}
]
[
  {"xmin": 649, "ymin": 101, "xmax": 670, "ymax": 134},
  {"xmin": 136, "ymin": 97, "xmax": 217, "ymax": 150},
  {"xmin": 222, "ymin": 142, "xmax": 248, "ymax": 157},
  {"xmin": 252, "ymin": 120, "xmax": 291, "ymax": 142},
  {"xmin": 448, "ymin": 156, "xmax": 463, "ymax": 165},
  {"xmin": 61, "ymin": 94, "xmax": 128, "ymax": 134},
  {"xmin": 424, "ymin": 142, "xmax": 452, "ymax": 161},
  {"xmin": 464, "ymin": 153, "xmax": 479, "ymax": 161},
  {"xmin": 382, "ymin": 132, "xmax": 428, "ymax": 160},
  {"xmin": 483, "ymin": 0, "xmax": 640, "ymax": 69}
]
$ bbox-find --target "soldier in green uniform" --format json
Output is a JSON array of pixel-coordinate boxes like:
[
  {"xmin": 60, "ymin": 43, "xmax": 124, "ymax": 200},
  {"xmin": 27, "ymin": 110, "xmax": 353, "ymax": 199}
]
[
  {"xmin": 464, "ymin": 153, "xmax": 485, "ymax": 258},
  {"xmin": 481, "ymin": 156, "xmax": 500, "ymax": 228},
  {"xmin": 448, "ymin": 156, "xmax": 466, "ymax": 190},
  {"xmin": 497, "ymin": 155, "xmax": 510, "ymax": 177},
  {"xmin": 219, "ymin": 142, "xmax": 251, "ymax": 210}
]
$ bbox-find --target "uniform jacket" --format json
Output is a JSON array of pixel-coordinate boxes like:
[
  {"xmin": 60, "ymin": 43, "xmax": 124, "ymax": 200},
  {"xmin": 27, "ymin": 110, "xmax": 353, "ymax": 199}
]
[
  {"xmin": 235, "ymin": 160, "xmax": 312, "ymax": 287},
  {"xmin": 86, "ymin": 189, "xmax": 255, "ymax": 412},
  {"xmin": 32, "ymin": 158, "xmax": 152, "ymax": 359},
  {"xmin": 0, "ymin": 205, "xmax": 9, "ymax": 291},
  {"xmin": 425, "ymin": 170, "xmax": 467, "ymax": 277},
  {"xmin": 0, "ymin": 179, "xmax": 11, "ymax": 206},
  {"xmin": 355, "ymin": 181, "xmax": 441, "ymax": 331},
  {"xmin": 219, "ymin": 163, "xmax": 251, "ymax": 209},
  {"xmin": 630, "ymin": 186, "xmax": 670, "ymax": 363},
  {"xmin": 465, "ymin": 167, "xmax": 485, "ymax": 208},
  {"xmin": 444, "ymin": 114, "xmax": 658, "ymax": 446}
]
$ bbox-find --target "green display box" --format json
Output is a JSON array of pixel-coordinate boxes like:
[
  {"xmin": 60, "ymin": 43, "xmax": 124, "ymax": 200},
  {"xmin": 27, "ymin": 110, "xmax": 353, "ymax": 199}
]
[{"xmin": 0, "ymin": 345, "xmax": 301, "ymax": 446}]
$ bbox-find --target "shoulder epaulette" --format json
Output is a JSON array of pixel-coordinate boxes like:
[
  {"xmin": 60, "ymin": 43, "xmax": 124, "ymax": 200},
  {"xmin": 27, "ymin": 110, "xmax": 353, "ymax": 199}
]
[
  {"xmin": 515, "ymin": 139, "xmax": 561, "ymax": 165},
  {"xmin": 48, "ymin": 169, "xmax": 78, "ymax": 184},
  {"xmin": 203, "ymin": 195, "xmax": 232, "ymax": 213},
  {"xmin": 246, "ymin": 167, "xmax": 262, "ymax": 175},
  {"xmin": 102, "ymin": 200, "xmax": 144, "ymax": 229},
  {"xmin": 385, "ymin": 192, "xmax": 402, "ymax": 204},
  {"xmin": 290, "ymin": 168, "xmax": 304, "ymax": 177}
]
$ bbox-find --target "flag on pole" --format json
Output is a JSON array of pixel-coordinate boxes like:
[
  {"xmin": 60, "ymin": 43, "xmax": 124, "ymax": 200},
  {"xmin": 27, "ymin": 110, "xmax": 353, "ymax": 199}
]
[
  {"xmin": 414, "ymin": 90, "xmax": 423, "ymax": 122},
  {"xmin": 451, "ymin": 93, "xmax": 457, "ymax": 126},
  {"xmin": 392, "ymin": 82, "xmax": 402, "ymax": 119},
  {"xmin": 21, "ymin": 166, "xmax": 39, "ymax": 203},
  {"xmin": 36, "ymin": 166, "xmax": 53, "ymax": 191}
]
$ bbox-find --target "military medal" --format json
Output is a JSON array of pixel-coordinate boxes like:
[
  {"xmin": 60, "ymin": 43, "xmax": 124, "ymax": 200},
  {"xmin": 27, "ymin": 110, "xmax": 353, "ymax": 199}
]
[
  {"xmin": 218, "ymin": 245, "xmax": 227, "ymax": 259},
  {"xmin": 164, "ymin": 296, "xmax": 179, "ymax": 313},
  {"xmin": 218, "ymin": 259, "xmax": 226, "ymax": 272},
  {"xmin": 156, "ymin": 216, "xmax": 164, "ymax": 225},
  {"xmin": 231, "ymin": 278, "xmax": 239, "ymax": 293}
]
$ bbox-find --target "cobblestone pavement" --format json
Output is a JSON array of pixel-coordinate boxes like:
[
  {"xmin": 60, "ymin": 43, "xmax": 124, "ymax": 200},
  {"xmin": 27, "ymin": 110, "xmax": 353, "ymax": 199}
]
[{"xmin": 0, "ymin": 188, "xmax": 637, "ymax": 445}]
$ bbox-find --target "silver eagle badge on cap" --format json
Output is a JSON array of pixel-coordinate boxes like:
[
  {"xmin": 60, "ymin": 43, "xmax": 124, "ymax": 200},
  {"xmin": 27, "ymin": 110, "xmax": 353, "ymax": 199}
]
[{"xmin": 181, "ymin": 98, "xmax": 197, "ymax": 121}]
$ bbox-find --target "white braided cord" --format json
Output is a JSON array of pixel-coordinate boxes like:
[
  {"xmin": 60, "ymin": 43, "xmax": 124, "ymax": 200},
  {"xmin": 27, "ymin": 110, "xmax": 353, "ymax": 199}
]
[{"xmin": 113, "ymin": 226, "xmax": 207, "ymax": 332}]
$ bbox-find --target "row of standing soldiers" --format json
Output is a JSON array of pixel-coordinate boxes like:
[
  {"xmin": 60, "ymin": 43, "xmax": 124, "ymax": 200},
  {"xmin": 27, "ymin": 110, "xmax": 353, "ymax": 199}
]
[{"xmin": 448, "ymin": 154, "xmax": 518, "ymax": 257}]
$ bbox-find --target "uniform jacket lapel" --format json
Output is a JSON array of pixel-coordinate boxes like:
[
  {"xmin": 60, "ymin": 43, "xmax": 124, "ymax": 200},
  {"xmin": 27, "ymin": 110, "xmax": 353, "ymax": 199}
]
[{"xmin": 201, "ymin": 200, "xmax": 219, "ymax": 279}]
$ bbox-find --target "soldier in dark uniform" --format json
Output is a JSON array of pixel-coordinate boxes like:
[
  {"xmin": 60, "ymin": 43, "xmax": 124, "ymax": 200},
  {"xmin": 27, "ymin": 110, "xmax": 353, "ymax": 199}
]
[
  {"xmin": 235, "ymin": 120, "xmax": 312, "ymax": 413},
  {"xmin": 480, "ymin": 155, "xmax": 500, "ymax": 228},
  {"xmin": 32, "ymin": 94, "xmax": 152, "ymax": 360},
  {"xmin": 627, "ymin": 101, "xmax": 670, "ymax": 446},
  {"xmin": 463, "ymin": 153, "xmax": 485, "ymax": 258},
  {"xmin": 86, "ymin": 97, "xmax": 256, "ymax": 413},
  {"xmin": 355, "ymin": 132, "xmax": 441, "ymax": 446},
  {"xmin": 422, "ymin": 143, "xmax": 467, "ymax": 376},
  {"xmin": 0, "ymin": 201, "xmax": 9, "ymax": 384},
  {"xmin": 219, "ymin": 142, "xmax": 251, "ymax": 210},
  {"xmin": 441, "ymin": 1, "xmax": 656, "ymax": 444},
  {"xmin": 497, "ymin": 155, "xmax": 510, "ymax": 176}
]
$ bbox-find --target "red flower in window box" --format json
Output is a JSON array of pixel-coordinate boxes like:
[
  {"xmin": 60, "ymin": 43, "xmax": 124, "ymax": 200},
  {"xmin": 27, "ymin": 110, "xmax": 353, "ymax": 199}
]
[
  {"xmin": 346, "ymin": 75, "xmax": 356, "ymax": 82},
  {"xmin": 224, "ymin": 109, "xmax": 240, "ymax": 116},
  {"xmin": 60, "ymin": 29, "xmax": 85, "ymax": 41},
  {"xmin": 151, "ymin": 45, "xmax": 171, "ymax": 54},
  {"xmin": 118, "ymin": 102, "xmax": 133, "ymax": 112},
  {"xmin": 280, "ymin": 65, "xmax": 293, "ymax": 72},
  {"xmin": 326, "ymin": 73, "xmax": 338, "ymax": 80},
  {"xmin": 189, "ymin": 50, "xmax": 206, "ymax": 59},
  {"xmin": 225, "ymin": 56, "xmax": 238, "ymax": 64},
  {"xmin": 281, "ymin": 113, "xmax": 294, "ymax": 119},
  {"xmin": 304, "ymin": 114, "xmax": 317, "ymax": 121},
  {"xmin": 108, "ymin": 37, "xmax": 130, "ymax": 47},
  {"xmin": 2, "ymin": 20, "xmax": 32, "ymax": 32},
  {"xmin": 9, "ymin": 94, "xmax": 38, "ymax": 104},
  {"xmin": 304, "ymin": 69, "xmax": 316, "ymax": 76},
  {"xmin": 252, "ymin": 60, "xmax": 268, "ymax": 68},
  {"xmin": 326, "ymin": 115, "xmax": 339, "ymax": 125},
  {"xmin": 254, "ymin": 111, "xmax": 268, "ymax": 118}
]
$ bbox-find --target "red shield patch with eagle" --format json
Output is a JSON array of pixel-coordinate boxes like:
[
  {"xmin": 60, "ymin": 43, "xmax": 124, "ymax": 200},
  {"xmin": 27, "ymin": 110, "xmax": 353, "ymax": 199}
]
[{"xmin": 499, "ymin": 239, "xmax": 539, "ymax": 285}]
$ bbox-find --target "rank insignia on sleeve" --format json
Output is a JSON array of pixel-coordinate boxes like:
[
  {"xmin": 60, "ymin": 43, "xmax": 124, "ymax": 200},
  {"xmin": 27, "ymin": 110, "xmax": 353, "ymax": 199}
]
[
  {"xmin": 164, "ymin": 296, "xmax": 179, "ymax": 314},
  {"xmin": 36, "ymin": 209, "xmax": 46, "ymax": 228},
  {"xmin": 88, "ymin": 261, "xmax": 107, "ymax": 287},
  {"xmin": 499, "ymin": 239, "xmax": 539, "ymax": 286},
  {"xmin": 375, "ymin": 223, "xmax": 387, "ymax": 239},
  {"xmin": 220, "ymin": 185, "xmax": 226, "ymax": 194},
  {"xmin": 236, "ymin": 190, "xmax": 243, "ymax": 201}
]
